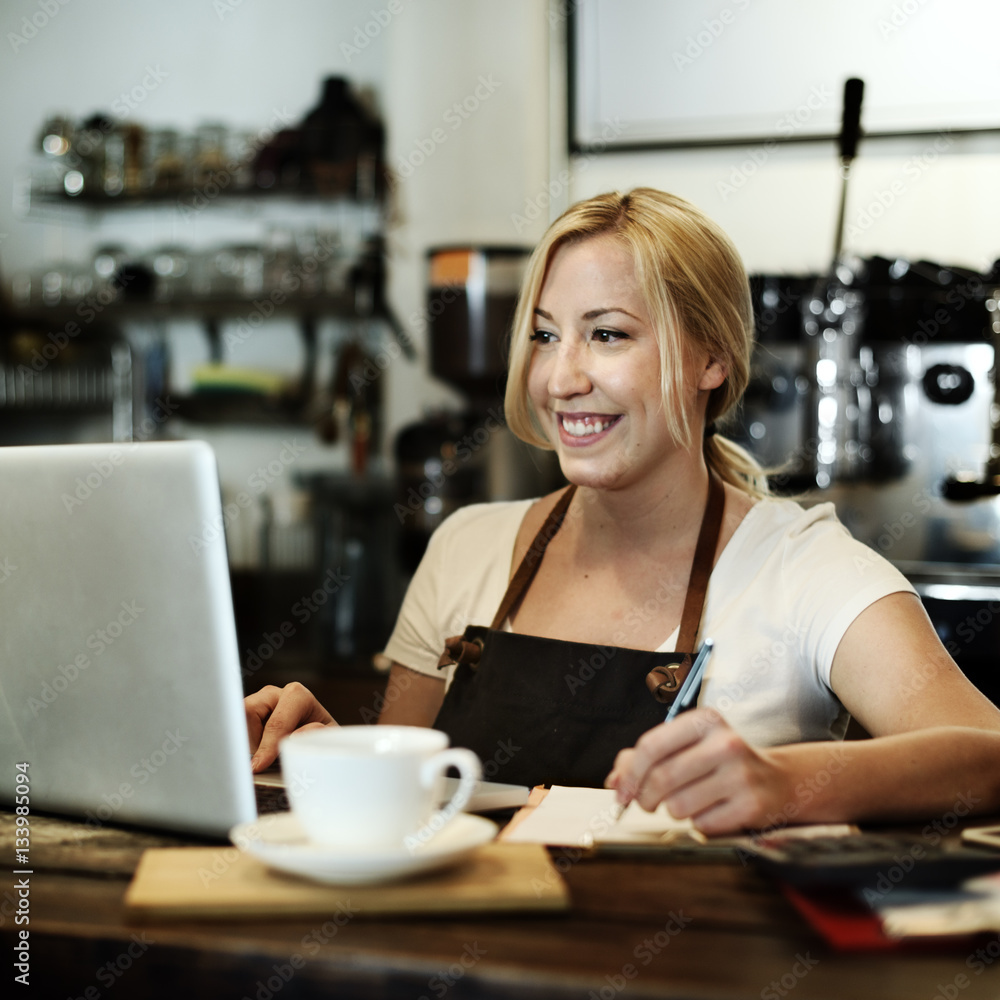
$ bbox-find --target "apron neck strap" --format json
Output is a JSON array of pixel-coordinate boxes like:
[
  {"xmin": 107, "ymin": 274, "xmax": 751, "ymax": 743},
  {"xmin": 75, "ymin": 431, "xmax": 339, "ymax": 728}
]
[
  {"xmin": 491, "ymin": 472, "xmax": 726, "ymax": 647},
  {"xmin": 490, "ymin": 484, "xmax": 577, "ymax": 630},
  {"xmin": 676, "ymin": 470, "xmax": 725, "ymax": 653}
]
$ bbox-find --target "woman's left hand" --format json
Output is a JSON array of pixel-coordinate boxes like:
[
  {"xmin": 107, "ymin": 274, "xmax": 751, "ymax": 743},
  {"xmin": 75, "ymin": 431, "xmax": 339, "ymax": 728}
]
[{"xmin": 605, "ymin": 707, "xmax": 795, "ymax": 836}]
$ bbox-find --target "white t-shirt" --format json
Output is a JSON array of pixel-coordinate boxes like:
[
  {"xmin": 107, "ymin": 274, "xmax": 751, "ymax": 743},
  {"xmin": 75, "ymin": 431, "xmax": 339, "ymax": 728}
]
[{"xmin": 382, "ymin": 495, "xmax": 916, "ymax": 746}]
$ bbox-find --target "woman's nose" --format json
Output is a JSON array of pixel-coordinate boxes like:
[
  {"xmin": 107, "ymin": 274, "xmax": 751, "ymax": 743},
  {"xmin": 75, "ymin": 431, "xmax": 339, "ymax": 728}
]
[{"xmin": 547, "ymin": 342, "xmax": 592, "ymax": 398}]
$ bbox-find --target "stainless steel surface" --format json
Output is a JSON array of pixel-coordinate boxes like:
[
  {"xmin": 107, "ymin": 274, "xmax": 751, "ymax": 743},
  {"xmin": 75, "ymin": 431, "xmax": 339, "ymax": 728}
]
[{"xmin": 818, "ymin": 341, "xmax": 1000, "ymax": 568}]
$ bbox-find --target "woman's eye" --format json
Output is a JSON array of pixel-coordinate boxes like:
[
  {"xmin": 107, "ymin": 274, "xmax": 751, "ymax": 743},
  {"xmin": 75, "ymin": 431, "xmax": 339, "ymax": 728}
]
[
  {"xmin": 593, "ymin": 328, "xmax": 627, "ymax": 343},
  {"xmin": 529, "ymin": 330, "xmax": 555, "ymax": 344}
]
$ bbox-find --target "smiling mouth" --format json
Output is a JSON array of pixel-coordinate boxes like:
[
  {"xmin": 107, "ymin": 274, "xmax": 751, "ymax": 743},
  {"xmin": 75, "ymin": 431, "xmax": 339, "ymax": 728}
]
[{"xmin": 557, "ymin": 414, "xmax": 622, "ymax": 438}]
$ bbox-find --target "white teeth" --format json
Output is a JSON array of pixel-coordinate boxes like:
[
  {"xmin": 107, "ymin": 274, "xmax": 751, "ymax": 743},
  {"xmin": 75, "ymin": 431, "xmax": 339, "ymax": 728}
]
[{"xmin": 562, "ymin": 418, "xmax": 613, "ymax": 437}]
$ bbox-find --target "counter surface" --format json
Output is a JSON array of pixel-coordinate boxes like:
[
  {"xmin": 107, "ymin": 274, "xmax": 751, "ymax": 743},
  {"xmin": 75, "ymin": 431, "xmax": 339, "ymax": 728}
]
[{"xmin": 5, "ymin": 808, "xmax": 1000, "ymax": 999}]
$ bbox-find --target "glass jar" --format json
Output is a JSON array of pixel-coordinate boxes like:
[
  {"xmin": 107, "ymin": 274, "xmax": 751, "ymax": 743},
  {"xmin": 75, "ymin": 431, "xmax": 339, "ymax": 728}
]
[
  {"xmin": 150, "ymin": 246, "xmax": 190, "ymax": 302},
  {"xmin": 192, "ymin": 123, "xmax": 227, "ymax": 189},
  {"xmin": 145, "ymin": 129, "xmax": 186, "ymax": 192}
]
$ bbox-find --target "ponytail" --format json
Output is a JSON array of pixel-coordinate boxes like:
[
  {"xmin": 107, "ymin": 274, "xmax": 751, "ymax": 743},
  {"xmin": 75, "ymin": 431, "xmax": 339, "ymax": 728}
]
[{"xmin": 705, "ymin": 432, "xmax": 771, "ymax": 499}]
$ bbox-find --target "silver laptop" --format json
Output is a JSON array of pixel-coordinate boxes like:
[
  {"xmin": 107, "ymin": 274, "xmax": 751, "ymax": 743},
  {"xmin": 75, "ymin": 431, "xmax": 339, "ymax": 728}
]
[{"xmin": 0, "ymin": 440, "xmax": 256, "ymax": 837}]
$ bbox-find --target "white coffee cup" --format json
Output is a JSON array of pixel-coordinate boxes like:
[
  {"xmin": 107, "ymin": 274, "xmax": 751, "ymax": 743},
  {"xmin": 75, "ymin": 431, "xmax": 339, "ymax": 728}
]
[{"xmin": 280, "ymin": 726, "xmax": 482, "ymax": 852}]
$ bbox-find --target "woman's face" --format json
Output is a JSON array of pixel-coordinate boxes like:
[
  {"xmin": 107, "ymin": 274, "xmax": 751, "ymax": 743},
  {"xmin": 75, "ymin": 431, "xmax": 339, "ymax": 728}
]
[{"xmin": 527, "ymin": 235, "xmax": 722, "ymax": 491}]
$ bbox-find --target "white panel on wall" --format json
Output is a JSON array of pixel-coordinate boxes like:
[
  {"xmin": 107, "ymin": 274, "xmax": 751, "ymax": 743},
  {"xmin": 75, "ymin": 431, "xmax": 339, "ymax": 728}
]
[{"xmin": 572, "ymin": 0, "xmax": 1000, "ymax": 148}]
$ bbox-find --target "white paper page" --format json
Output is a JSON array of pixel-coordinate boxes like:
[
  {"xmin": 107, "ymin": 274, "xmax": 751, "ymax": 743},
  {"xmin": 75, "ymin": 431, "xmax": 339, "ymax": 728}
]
[
  {"xmin": 502, "ymin": 785, "xmax": 695, "ymax": 848},
  {"xmin": 501, "ymin": 786, "xmax": 858, "ymax": 848},
  {"xmin": 868, "ymin": 889, "xmax": 1000, "ymax": 937}
]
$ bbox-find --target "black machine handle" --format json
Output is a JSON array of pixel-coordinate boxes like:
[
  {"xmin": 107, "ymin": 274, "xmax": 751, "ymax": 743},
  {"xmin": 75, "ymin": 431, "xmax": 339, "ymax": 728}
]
[
  {"xmin": 839, "ymin": 77, "xmax": 865, "ymax": 164},
  {"xmin": 832, "ymin": 77, "xmax": 865, "ymax": 262}
]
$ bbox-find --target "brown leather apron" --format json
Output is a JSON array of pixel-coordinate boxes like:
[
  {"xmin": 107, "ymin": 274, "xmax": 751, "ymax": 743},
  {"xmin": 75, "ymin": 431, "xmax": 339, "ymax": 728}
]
[{"xmin": 431, "ymin": 474, "xmax": 725, "ymax": 788}]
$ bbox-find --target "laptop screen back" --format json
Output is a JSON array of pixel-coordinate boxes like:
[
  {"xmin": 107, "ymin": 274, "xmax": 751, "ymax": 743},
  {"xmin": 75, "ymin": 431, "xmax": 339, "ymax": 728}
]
[{"xmin": 0, "ymin": 440, "xmax": 256, "ymax": 837}]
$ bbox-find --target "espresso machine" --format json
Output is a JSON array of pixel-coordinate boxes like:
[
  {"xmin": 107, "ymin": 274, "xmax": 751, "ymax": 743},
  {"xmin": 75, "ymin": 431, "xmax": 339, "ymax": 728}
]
[
  {"xmin": 735, "ymin": 79, "xmax": 1000, "ymax": 703},
  {"xmin": 394, "ymin": 246, "xmax": 563, "ymax": 570},
  {"xmin": 740, "ymin": 258, "xmax": 1000, "ymax": 701}
]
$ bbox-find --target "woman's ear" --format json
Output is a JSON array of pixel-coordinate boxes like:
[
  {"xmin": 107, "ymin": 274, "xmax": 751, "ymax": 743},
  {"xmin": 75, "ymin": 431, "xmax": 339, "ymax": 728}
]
[{"xmin": 698, "ymin": 358, "xmax": 728, "ymax": 392}]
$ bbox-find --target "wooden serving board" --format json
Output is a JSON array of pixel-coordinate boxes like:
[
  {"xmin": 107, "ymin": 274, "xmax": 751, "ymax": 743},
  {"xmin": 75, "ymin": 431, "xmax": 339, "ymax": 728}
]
[{"xmin": 124, "ymin": 842, "xmax": 569, "ymax": 921}]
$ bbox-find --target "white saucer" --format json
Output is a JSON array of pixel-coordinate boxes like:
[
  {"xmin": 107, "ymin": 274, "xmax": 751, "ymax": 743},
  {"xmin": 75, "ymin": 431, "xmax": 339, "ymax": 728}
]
[{"xmin": 230, "ymin": 812, "xmax": 498, "ymax": 886}]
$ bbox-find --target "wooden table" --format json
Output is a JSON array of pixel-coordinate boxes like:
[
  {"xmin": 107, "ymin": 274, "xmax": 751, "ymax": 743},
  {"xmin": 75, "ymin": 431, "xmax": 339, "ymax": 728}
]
[{"xmin": 4, "ymin": 808, "xmax": 1000, "ymax": 1000}]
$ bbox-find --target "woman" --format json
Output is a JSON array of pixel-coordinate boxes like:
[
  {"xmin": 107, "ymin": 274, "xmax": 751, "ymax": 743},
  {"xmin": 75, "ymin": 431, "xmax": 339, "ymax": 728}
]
[{"xmin": 247, "ymin": 188, "xmax": 1000, "ymax": 835}]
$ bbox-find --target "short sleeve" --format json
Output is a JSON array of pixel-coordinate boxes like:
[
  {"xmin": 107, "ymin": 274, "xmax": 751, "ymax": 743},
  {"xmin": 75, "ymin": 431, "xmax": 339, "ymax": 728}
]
[
  {"xmin": 780, "ymin": 505, "xmax": 917, "ymax": 692},
  {"xmin": 381, "ymin": 499, "xmax": 533, "ymax": 681}
]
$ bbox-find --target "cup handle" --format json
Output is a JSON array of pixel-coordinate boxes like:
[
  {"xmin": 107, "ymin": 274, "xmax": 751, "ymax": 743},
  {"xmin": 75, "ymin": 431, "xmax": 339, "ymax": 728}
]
[{"xmin": 406, "ymin": 748, "xmax": 482, "ymax": 852}]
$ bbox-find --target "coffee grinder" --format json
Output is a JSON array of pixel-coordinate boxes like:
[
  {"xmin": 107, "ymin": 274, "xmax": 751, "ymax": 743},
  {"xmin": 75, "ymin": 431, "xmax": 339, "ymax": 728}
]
[{"xmin": 394, "ymin": 246, "xmax": 562, "ymax": 570}]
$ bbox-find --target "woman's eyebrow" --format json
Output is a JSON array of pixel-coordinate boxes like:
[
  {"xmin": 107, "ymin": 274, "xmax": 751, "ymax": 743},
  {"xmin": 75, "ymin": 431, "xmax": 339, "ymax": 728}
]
[{"xmin": 533, "ymin": 306, "xmax": 641, "ymax": 321}]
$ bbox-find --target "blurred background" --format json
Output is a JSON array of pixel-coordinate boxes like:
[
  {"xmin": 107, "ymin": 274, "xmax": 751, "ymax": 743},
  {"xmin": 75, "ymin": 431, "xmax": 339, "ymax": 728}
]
[{"xmin": 2, "ymin": 0, "xmax": 1000, "ymax": 709}]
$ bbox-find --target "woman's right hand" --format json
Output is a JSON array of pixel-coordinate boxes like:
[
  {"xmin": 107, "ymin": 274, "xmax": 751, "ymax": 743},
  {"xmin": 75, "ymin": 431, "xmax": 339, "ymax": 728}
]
[{"xmin": 245, "ymin": 682, "xmax": 336, "ymax": 772}]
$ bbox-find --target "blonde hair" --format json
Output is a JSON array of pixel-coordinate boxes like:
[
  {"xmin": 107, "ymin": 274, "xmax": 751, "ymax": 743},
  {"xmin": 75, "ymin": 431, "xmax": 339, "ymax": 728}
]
[{"xmin": 505, "ymin": 187, "xmax": 769, "ymax": 498}]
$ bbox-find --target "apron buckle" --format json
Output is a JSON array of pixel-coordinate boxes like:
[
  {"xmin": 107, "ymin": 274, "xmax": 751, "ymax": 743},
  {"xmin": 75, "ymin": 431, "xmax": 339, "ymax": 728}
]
[
  {"xmin": 437, "ymin": 634, "xmax": 485, "ymax": 670},
  {"xmin": 645, "ymin": 657, "xmax": 691, "ymax": 704}
]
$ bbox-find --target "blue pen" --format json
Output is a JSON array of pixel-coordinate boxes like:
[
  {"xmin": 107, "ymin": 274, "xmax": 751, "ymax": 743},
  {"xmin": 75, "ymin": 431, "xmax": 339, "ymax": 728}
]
[
  {"xmin": 664, "ymin": 638, "xmax": 713, "ymax": 723},
  {"xmin": 611, "ymin": 638, "xmax": 714, "ymax": 823}
]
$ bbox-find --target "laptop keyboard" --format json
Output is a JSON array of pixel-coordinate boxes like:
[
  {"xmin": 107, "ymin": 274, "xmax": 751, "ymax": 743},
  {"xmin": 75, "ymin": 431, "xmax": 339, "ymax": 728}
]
[{"xmin": 255, "ymin": 783, "xmax": 290, "ymax": 815}]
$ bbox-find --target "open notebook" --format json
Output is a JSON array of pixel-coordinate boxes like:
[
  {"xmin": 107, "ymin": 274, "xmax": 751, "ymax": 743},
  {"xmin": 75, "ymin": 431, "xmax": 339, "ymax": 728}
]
[{"xmin": 501, "ymin": 786, "xmax": 853, "ymax": 850}]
